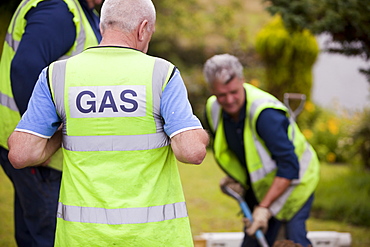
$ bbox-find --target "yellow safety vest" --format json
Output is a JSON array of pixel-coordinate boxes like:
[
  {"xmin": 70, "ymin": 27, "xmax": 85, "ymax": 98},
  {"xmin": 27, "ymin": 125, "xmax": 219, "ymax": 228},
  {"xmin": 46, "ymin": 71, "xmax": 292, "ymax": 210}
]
[
  {"xmin": 0, "ymin": 0, "xmax": 99, "ymax": 170},
  {"xmin": 206, "ymin": 83, "xmax": 320, "ymax": 220},
  {"xmin": 48, "ymin": 47, "xmax": 194, "ymax": 246}
]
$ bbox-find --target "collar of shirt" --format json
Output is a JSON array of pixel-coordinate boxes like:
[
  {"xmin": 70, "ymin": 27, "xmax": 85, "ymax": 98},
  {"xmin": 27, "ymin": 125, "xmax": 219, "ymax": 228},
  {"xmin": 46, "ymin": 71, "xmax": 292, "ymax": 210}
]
[{"xmin": 222, "ymin": 100, "xmax": 247, "ymax": 124}]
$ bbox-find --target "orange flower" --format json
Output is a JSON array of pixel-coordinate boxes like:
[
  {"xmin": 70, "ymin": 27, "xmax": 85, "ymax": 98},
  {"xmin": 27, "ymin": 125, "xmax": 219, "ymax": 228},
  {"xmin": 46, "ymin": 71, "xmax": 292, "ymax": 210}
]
[
  {"xmin": 249, "ymin": 79, "xmax": 260, "ymax": 87},
  {"xmin": 326, "ymin": 152, "xmax": 336, "ymax": 163},
  {"xmin": 327, "ymin": 118, "xmax": 339, "ymax": 135},
  {"xmin": 302, "ymin": 129, "xmax": 313, "ymax": 139},
  {"xmin": 304, "ymin": 101, "xmax": 315, "ymax": 113}
]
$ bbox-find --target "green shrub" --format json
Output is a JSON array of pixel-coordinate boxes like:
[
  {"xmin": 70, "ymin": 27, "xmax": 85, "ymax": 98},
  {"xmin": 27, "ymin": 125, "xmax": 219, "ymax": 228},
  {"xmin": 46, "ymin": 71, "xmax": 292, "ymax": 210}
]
[
  {"xmin": 352, "ymin": 108, "xmax": 370, "ymax": 170},
  {"xmin": 255, "ymin": 14, "xmax": 319, "ymax": 101}
]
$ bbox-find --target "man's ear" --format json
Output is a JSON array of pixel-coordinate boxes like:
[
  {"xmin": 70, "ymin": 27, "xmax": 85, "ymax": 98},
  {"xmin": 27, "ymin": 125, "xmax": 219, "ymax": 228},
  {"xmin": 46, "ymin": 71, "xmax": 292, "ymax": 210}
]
[
  {"xmin": 99, "ymin": 23, "xmax": 104, "ymax": 35},
  {"xmin": 138, "ymin": 20, "xmax": 149, "ymax": 41}
]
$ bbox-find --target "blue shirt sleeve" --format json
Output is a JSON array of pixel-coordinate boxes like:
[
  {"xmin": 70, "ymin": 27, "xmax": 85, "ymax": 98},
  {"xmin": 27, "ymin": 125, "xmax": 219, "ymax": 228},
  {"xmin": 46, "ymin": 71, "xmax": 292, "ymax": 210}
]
[
  {"xmin": 256, "ymin": 108, "xmax": 299, "ymax": 179},
  {"xmin": 16, "ymin": 68, "xmax": 61, "ymax": 138},
  {"xmin": 11, "ymin": 0, "xmax": 76, "ymax": 115},
  {"xmin": 161, "ymin": 69, "xmax": 203, "ymax": 137}
]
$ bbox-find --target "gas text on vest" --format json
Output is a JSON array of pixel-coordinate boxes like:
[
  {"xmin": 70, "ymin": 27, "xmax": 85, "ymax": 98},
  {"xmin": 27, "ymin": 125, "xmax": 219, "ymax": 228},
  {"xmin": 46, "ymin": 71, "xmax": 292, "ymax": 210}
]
[{"xmin": 69, "ymin": 85, "xmax": 146, "ymax": 118}]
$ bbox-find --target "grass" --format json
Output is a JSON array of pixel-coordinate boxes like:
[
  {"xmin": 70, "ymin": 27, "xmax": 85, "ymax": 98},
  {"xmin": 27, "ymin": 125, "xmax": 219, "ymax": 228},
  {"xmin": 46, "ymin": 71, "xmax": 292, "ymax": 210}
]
[
  {"xmin": 313, "ymin": 163, "xmax": 370, "ymax": 227},
  {"xmin": 1, "ymin": 152, "xmax": 370, "ymax": 246}
]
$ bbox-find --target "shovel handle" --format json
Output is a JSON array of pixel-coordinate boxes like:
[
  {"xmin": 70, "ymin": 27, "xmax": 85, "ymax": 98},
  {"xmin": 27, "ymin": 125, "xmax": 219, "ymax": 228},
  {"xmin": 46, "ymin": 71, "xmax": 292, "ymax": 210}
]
[{"xmin": 221, "ymin": 185, "xmax": 270, "ymax": 247}]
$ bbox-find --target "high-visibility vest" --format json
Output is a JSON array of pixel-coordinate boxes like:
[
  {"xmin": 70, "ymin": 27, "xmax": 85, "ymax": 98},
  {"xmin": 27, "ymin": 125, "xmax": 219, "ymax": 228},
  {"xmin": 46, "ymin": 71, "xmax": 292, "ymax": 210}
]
[
  {"xmin": 0, "ymin": 0, "xmax": 99, "ymax": 170},
  {"xmin": 206, "ymin": 83, "xmax": 320, "ymax": 220},
  {"xmin": 48, "ymin": 47, "xmax": 194, "ymax": 246}
]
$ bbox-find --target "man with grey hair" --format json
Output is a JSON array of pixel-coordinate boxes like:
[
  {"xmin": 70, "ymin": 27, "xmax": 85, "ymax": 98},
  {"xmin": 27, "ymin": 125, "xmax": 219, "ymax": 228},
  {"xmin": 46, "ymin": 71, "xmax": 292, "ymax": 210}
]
[
  {"xmin": 204, "ymin": 54, "xmax": 319, "ymax": 247},
  {"xmin": 7, "ymin": 0, "xmax": 209, "ymax": 245}
]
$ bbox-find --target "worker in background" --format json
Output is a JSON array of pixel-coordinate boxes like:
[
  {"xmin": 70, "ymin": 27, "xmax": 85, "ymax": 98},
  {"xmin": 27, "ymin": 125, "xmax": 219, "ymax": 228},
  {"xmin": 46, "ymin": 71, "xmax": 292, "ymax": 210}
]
[
  {"xmin": 7, "ymin": 0, "xmax": 209, "ymax": 246},
  {"xmin": 203, "ymin": 54, "xmax": 319, "ymax": 247},
  {"xmin": 0, "ymin": 0, "xmax": 102, "ymax": 246}
]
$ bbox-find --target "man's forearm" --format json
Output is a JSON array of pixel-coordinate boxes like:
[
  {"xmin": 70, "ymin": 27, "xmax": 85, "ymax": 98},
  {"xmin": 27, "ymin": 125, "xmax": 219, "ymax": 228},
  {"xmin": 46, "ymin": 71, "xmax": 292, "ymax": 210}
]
[
  {"xmin": 8, "ymin": 130, "xmax": 62, "ymax": 169},
  {"xmin": 171, "ymin": 128, "xmax": 209, "ymax": 164},
  {"xmin": 259, "ymin": 176, "xmax": 291, "ymax": 208}
]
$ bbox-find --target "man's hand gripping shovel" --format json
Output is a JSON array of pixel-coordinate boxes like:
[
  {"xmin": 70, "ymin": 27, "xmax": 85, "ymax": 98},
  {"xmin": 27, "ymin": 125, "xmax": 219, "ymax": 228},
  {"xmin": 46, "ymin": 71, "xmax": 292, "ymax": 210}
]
[{"xmin": 221, "ymin": 183, "xmax": 269, "ymax": 247}]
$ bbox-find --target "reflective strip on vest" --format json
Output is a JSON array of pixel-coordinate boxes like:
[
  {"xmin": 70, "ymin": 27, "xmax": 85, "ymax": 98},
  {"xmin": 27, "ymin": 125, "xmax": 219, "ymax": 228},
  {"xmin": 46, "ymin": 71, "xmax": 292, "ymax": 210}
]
[
  {"xmin": 58, "ymin": 0, "xmax": 86, "ymax": 60},
  {"xmin": 50, "ymin": 60, "xmax": 67, "ymax": 118},
  {"xmin": 5, "ymin": 32, "xmax": 19, "ymax": 53},
  {"xmin": 209, "ymin": 99, "xmax": 221, "ymax": 133},
  {"xmin": 50, "ymin": 57, "xmax": 172, "ymax": 152},
  {"xmin": 0, "ymin": 92, "xmax": 18, "ymax": 111},
  {"xmin": 4, "ymin": 0, "xmax": 29, "ymax": 52},
  {"xmin": 152, "ymin": 57, "xmax": 173, "ymax": 130},
  {"xmin": 57, "ymin": 201, "xmax": 188, "ymax": 225},
  {"xmin": 248, "ymin": 98, "xmax": 288, "ymax": 178},
  {"xmin": 63, "ymin": 132, "xmax": 170, "ymax": 151}
]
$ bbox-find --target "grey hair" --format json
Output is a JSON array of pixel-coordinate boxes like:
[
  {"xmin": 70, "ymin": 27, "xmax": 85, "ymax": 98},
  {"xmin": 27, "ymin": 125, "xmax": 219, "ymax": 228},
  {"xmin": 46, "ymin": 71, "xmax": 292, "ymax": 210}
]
[
  {"xmin": 203, "ymin": 54, "xmax": 244, "ymax": 86},
  {"xmin": 100, "ymin": 0, "xmax": 156, "ymax": 33}
]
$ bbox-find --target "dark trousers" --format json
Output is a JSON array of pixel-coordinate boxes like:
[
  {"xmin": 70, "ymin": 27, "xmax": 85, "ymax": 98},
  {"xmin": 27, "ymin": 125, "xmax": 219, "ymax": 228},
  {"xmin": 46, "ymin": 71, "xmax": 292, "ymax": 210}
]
[
  {"xmin": 242, "ymin": 194, "xmax": 314, "ymax": 247},
  {"xmin": 0, "ymin": 147, "xmax": 61, "ymax": 247}
]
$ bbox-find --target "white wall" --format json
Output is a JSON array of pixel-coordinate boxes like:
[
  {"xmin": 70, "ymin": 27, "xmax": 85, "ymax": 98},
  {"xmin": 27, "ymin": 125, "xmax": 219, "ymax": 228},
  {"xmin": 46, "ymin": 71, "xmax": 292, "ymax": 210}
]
[{"xmin": 312, "ymin": 34, "xmax": 370, "ymax": 111}]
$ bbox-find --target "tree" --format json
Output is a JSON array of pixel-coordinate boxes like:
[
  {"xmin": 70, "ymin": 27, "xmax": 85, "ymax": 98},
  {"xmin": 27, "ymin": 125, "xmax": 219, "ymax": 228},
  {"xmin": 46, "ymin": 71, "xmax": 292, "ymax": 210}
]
[{"xmin": 263, "ymin": 0, "xmax": 370, "ymax": 82}]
